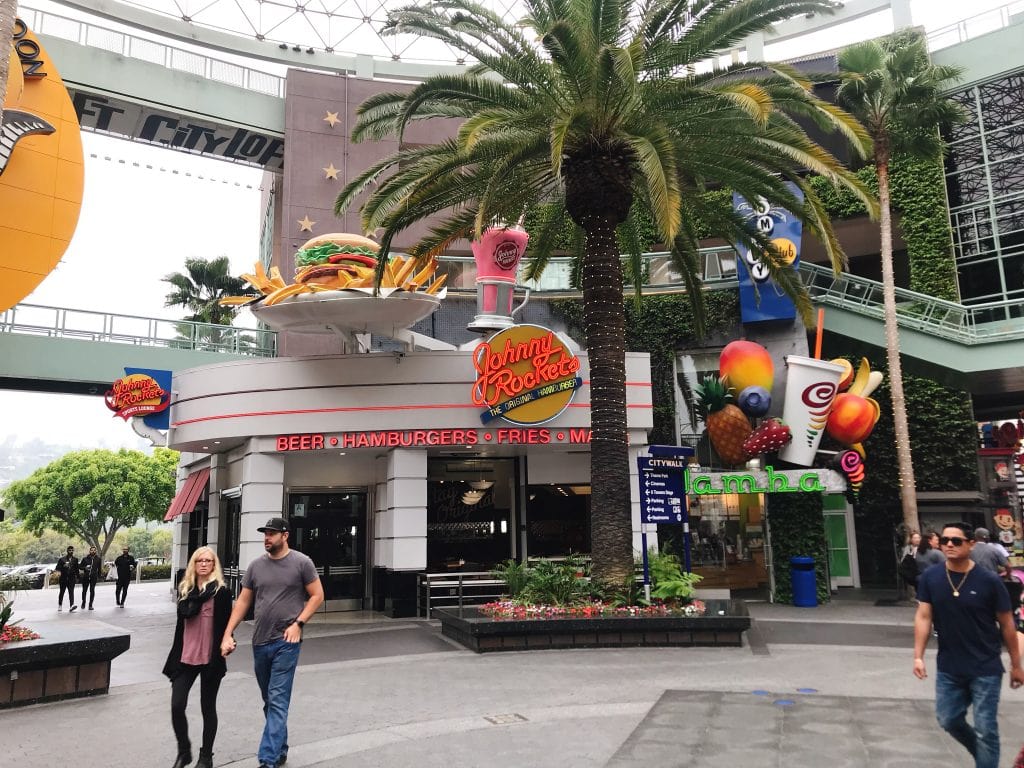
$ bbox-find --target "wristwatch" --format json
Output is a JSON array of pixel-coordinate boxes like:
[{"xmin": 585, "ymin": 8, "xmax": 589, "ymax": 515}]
[{"xmin": 295, "ymin": 620, "xmax": 305, "ymax": 629}]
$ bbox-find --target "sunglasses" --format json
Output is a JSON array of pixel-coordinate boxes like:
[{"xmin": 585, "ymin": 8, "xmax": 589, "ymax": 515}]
[{"xmin": 939, "ymin": 536, "xmax": 969, "ymax": 546}]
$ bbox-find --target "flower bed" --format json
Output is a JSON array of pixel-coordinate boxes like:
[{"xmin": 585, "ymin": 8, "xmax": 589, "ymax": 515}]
[
  {"xmin": 0, "ymin": 625, "xmax": 40, "ymax": 644},
  {"xmin": 479, "ymin": 600, "xmax": 707, "ymax": 620},
  {"xmin": 437, "ymin": 599, "xmax": 749, "ymax": 653}
]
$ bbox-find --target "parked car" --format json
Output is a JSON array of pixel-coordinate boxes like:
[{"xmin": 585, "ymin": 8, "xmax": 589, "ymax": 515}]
[{"xmin": 8, "ymin": 563, "xmax": 52, "ymax": 589}]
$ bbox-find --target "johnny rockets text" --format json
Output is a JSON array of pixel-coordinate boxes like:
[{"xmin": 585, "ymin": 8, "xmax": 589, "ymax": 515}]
[{"xmin": 276, "ymin": 428, "xmax": 594, "ymax": 451}]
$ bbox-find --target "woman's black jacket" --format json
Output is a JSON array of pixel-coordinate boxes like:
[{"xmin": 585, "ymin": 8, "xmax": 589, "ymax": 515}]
[{"xmin": 162, "ymin": 584, "xmax": 233, "ymax": 681}]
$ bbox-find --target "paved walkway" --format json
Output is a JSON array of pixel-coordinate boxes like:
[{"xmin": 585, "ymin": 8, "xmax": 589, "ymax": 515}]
[{"xmin": 5, "ymin": 583, "xmax": 1024, "ymax": 768}]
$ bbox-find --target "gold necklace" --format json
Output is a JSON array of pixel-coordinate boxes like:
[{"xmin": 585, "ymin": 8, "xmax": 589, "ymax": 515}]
[{"xmin": 946, "ymin": 565, "xmax": 971, "ymax": 597}]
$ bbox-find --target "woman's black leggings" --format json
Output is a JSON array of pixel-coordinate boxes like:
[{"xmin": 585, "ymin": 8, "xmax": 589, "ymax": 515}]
[{"xmin": 170, "ymin": 664, "xmax": 223, "ymax": 755}]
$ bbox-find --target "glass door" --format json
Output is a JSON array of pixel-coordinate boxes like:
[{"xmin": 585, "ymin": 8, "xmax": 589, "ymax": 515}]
[
  {"xmin": 823, "ymin": 493, "xmax": 858, "ymax": 588},
  {"xmin": 288, "ymin": 491, "xmax": 368, "ymax": 610}
]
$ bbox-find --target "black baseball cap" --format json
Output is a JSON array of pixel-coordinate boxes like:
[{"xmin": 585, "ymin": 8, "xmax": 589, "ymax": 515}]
[{"xmin": 257, "ymin": 517, "xmax": 289, "ymax": 533}]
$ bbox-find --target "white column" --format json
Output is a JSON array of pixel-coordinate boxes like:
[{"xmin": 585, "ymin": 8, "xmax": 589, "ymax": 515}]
[
  {"xmin": 239, "ymin": 450, "xmax": 285, "ymax": 570},
  {"xmin": 206, "ymin": 453, "xmax": 226, "ymax": 553},
  {"xmin": 375, "ymin": 449, "xmax": 427, "ymax": 571},
  {"xmin": 891, "ymin": 0, "xmax": 913, "ymax": 29},
  {"xmin": 629, "ymin": 443, "xmax": 647, "ymax": 557},
  {"xmin": 171, "ymin": 467, "xmax": 190, "ymax": 576},
  {"xmin": 745, "ymin": 31, "xmax": 764, "ymax": 62}
]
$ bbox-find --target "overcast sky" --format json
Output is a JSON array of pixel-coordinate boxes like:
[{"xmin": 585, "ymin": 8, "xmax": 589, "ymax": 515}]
[{"xmin": 0, "ymin": 0, "xmax": 1015, "ymax": 467}]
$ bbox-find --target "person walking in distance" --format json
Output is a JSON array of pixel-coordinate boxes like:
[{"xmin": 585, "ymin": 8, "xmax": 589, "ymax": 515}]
[
  {"xmin": 56, "ymin": 545, "xmax": 79, "ymax": 612},
  {"xmin": 115, "ymin": 547, "xmax": 137, "ymax": 607},
  {"xmin": 970, "ymin": 527, "xmax": 1011, "ymax": 578},
  {"xmin": 163, "ymin": 547, "xmax": 234, "ymax": 768},
  {"xmin": 79, "ymin": 545, "xmax": 101, "ymax": 610},
  {"xmin": 913, "ymin": 522, "xmax": 1024, "ymax": 768},
  {"xmin": 220, "ymin": 518, "xmax": 323, "ymax": 768}
]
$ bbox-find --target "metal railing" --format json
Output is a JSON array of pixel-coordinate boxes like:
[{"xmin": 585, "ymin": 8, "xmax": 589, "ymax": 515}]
[
  {"xmin": 798, "ymin": 262, "xmax": 1024, "ymax": 344},
  {"xmin": 926, "ymin": 2, "xmax": 1024, "ymax": 52},
  {"xmin": 21, "ymin": 5, "xmax": 286, "ymax": 97},
  {"xmin": 0, "ymin": 303, "xmax": 278, "ymax": 357},
  {"xmin": 436, "ymin": 246, "xmax": 740, "ymax": 295},
  {"xmin": 418, "ymin": 571, "xmax": 507, "ymax": 617}
]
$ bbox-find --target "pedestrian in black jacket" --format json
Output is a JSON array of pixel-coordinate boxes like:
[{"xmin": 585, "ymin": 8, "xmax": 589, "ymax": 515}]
[
  {"xmin": 78, "ymin": 546, "xmax": 101, "ymax": 610},
  {"xmin": 55, "ymin": 546, "xmax": 79, "ymax": 612},
  {"xmin": 114, "ymin": 547, "xmax": 137, "ymax": 606},
  {"xmin": 163, "ymin": 547, "xmax": 233, "ymax": 768}
]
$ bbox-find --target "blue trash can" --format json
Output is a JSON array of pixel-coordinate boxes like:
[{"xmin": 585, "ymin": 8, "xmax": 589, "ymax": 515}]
[{"xmin": 790, "ymin": 556, "xmax": 817, "ymax": 607}]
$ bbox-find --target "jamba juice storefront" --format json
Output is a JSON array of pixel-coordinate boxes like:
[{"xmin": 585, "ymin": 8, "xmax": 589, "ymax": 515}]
[{"xmin": 166, "ymin": 328, "xmax": 651, "ymax": 616}]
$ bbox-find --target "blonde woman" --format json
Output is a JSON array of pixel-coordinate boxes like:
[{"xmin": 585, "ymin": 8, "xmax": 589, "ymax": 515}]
[{"xmin": 163, "ymin": 547, "xmax": 233, "ymax": 768}]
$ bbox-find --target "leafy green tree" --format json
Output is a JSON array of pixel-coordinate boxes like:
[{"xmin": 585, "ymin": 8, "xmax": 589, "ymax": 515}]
[
  {"xmin": 163, "ymin": 256, "xmax": 249, "ymax": 326},
  {"xmin": 335, "ymin": 0, "xmax": 874, "ymax": 585},
  {"xmin": 112, "ymin": 526, "xmax": 172, "ymax": 559},
  {"xmin": 837, "ymin": 33, "xmax": 963, "ymax": 533},
  {"xmin": 1, "ymin": 448, "xmax": 179, "ymax": 559}
]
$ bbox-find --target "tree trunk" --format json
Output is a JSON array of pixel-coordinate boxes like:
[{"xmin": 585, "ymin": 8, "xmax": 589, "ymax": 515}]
[
  {"xmin": 877, "ymin": 152, "xmax": 919, "ymax": 533},
  {"xmin": 579, "ymin": 213, "xmax": 634, "ymax": 586},
  {"xmin": 0, "ymin": 0, "xmax": 17, "ymax": 127}
]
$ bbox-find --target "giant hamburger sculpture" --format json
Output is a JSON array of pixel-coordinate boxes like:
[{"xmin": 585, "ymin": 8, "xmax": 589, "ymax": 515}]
[{"xmin": 220, "ymin": 233, "xmax": 445, "ymax": 308}]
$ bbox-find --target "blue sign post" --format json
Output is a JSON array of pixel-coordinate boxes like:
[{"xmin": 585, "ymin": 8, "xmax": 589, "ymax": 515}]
[{"xmin": 638, "ymin": 445, "xmax": 695, "ymax": 593}]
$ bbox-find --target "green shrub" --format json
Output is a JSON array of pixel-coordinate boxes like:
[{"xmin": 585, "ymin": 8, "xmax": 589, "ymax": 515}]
[
  {"xmin": 648, "ymin": 550, "xmax": 703, "ymax": 601},
  {"xmin": 492, "ymin": 559, "xmax": 530, "ymax": 598},
  {"xmin": 141, "ymin": 564, "xmax": 171, "ymax": 581},
  {"xmin": 519, "ymin": 557, "xmax": 594, "ymax": 606}
]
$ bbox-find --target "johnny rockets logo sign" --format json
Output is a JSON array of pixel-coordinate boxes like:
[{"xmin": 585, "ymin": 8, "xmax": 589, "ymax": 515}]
[
  {"xmin": 471, "ymin": 325, "xmax": 582, "ymax": 425},
  {"xmin": 104, "ymin": 374, "xmax": 170, "ymax": 420}
]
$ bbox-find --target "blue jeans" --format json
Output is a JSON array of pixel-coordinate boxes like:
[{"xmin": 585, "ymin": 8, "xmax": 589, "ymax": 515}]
[
  {"xmin": 935, "ymin": 671, "xmax": 1002, "ymax": 768},
  {"xmin": 252, "ymin": 638, "xmax": 301, "ymax": 766}
]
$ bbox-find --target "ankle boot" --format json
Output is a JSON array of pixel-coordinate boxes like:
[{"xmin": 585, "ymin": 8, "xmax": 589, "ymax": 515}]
[
  {"xmin": 171, "ymin": 749, "xmax": 192, "ymax": 768},
  {"xmin": 195, "ymin": 750, "xmax": 213, "ymax": 768}
]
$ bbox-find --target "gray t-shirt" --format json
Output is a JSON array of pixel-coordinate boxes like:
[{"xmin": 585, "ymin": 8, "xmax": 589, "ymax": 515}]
[
  {"xmin": 242, "ymin": 550, "xmax": 320, "ymax": 646},
  {"xmin": 970, "ymin": 542, "xmax": 1008, "ymax": 575}
]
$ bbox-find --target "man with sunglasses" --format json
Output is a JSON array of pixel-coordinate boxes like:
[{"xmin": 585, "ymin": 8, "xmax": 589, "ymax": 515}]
[{"xmin": 913, "ymin": 522, "xmax": 1024, "ymax": 768}]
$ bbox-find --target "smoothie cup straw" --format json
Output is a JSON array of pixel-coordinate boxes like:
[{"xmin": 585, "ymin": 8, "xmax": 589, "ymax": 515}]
[{"xmin": 814, "ymin": 308, "xmax": 824, "ymax": 359}]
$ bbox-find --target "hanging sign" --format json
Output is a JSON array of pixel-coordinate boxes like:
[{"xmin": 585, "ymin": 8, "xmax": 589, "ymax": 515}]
[
  {"xmin": 105, "ymin": 370, "xmax": 171, "ymax": 422},
  {"xmin": 732, "ymin": 183, "xmax": 804, "ymax": 323},
  {"xmin": 471, "ymin": 324, "xmax": 582, "ymax": 425}
]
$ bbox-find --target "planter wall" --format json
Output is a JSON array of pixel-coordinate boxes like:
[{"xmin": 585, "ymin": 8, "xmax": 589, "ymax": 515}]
[
  {"xmin": 436, "ymin": 600, "xmax": 750, "ymax": 653},
  {"xmin": 0, "ymin": 622, "xmax": 130, "ymax": 708}
]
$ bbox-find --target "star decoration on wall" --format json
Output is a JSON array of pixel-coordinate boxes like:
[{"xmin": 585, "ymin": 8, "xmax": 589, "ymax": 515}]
[
  {"xmin": 297, "ymin": 215, "xmax": 315, "ymax": 232},
  {"xmin": 323, "ymin": 111, "xmax": 341, "ymax": 128},
  {"xmin": 323, "ymin": 163, "xmax": 339, "ymax": 179}
]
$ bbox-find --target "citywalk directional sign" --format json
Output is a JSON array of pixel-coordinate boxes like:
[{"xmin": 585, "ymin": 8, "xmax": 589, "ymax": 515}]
[{"xmin": 638, "ymin": 456, "xmax": 687, "ymax": 524}]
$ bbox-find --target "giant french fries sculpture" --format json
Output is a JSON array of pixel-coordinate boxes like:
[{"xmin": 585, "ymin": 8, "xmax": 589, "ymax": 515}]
[{"xmin": 219, "ymin": 233, "xmax": 444, "ymax": 309}]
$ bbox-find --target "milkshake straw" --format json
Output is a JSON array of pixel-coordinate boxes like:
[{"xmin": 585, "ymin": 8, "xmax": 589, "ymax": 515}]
[{"xmin": 814, "ymin": 308, "xmax": 824, "ymax": 359}]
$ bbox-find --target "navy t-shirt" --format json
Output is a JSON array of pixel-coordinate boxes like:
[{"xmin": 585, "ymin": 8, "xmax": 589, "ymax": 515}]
[{"xmin": 918, "ymin": 562, "xmax": 1010, "ymax": 678}]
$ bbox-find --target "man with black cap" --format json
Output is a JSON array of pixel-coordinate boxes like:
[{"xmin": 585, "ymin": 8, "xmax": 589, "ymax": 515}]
[
  {"xmin": 55, "ymin": 545, "xmax": 79, "ymax": 612},
  {"xmin": 220, "ymin": 517, "xmax": 323, "ymax": 768}
]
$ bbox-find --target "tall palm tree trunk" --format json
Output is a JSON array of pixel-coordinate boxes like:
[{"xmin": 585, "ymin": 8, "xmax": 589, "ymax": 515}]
[
  {"xmin": 0, "ymin": 0, "xmax": 17, "ymax": 126},
  {"xmin": 878, "ymin": 151, "xmax": 919, "ymax": 532},
  {"xmin": 580, "ymin": 213, "xmax": 634, "ymax": 585}
]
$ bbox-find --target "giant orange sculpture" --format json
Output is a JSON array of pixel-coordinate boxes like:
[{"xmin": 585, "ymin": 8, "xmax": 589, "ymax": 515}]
[{"xmin": 0, "ymin": 19, "xmax": 84, "ymax": 312}]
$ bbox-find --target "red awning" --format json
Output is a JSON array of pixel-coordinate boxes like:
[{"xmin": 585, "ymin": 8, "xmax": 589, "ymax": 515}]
[{"xmin": 164, "ymin": 468, "xmax": 211, "ymax": 522}]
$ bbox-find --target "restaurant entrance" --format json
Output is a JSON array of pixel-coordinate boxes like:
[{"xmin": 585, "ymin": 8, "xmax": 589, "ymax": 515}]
[{"xmin": 287, "ymin": 490, "xmax": 368, "ymax": 611}]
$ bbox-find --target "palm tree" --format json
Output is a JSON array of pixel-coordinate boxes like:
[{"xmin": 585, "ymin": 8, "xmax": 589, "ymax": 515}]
[
  {"xmin": 163, "ymin": 256, "xmax": 250, "ymax": 326},
  {"xmin": 837, "ymin": 34, "xmax": 962, "ymax": 534},
  {"xmin": 0, "ymin": 0, "xmax": 18, "ymax": 126},
  {"xmin": 335, "ymin": 0, "xmax": 876, "ymax": 586}
]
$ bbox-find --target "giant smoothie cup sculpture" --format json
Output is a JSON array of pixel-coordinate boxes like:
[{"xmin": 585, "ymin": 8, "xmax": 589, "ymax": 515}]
[
  {"xmin": 472, "ymin": 224, "xmax": 529, "ymax": 315},
  {"xmin": 775, "ymin": 356, "xmax": 846, "ymax": 467}
]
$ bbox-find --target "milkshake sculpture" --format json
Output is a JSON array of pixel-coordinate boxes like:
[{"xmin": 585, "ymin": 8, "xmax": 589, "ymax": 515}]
[{"xmin": 468, "ymin": 224, "xmax": 530, "ymax": 332}]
